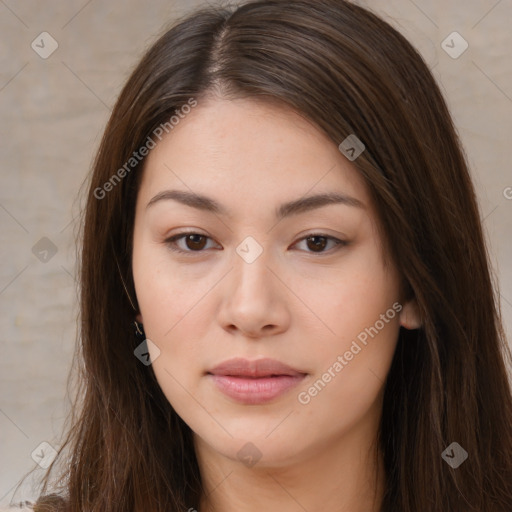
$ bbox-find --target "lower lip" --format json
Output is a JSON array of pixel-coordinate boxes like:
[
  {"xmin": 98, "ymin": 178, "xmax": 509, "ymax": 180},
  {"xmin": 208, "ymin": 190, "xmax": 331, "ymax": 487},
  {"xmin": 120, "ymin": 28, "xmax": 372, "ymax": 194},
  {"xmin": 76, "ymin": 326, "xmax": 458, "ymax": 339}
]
[{"xmin": 209, "ymin": 374, "xmax": 306, "ymax": 405}]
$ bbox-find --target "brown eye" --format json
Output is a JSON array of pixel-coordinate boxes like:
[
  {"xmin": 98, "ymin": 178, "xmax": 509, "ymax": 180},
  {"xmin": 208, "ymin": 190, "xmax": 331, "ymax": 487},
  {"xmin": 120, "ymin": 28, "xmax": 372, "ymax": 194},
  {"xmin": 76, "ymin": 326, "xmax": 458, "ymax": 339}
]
[
  {"xmin": 183, "ymin": 234, "xmax": 208, "ymax": 251},
  {"xmin": 305, "ymin": 235, "xmax": 328, "ymax": 252},
  {"xmin": 295, "ymin": 234, "xmax": 346, "ymax": 254},
  {"xmin": 165, "ymin": 233, "xmax": 215, "ymax": 253}
]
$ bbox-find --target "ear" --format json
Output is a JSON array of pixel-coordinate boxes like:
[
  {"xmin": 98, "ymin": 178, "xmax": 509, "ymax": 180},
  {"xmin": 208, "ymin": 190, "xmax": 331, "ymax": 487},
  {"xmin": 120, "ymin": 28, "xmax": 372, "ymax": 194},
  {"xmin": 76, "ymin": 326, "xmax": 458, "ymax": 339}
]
[
  {"xmin": 399, "ymin": 298, "xmax": 422, "ymax": 330},
  {"xmin": 135, "ymin": 312, "xmax": 143, "ymax": 323}
]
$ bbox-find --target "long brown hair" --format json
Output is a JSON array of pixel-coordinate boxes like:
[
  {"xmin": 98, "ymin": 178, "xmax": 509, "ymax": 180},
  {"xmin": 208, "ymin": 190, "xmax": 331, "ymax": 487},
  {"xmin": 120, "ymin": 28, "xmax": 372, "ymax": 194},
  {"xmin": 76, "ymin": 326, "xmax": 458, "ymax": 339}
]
[{"xmin": 15, "ymin": 0, "xmax": 512, "ymax": 510}]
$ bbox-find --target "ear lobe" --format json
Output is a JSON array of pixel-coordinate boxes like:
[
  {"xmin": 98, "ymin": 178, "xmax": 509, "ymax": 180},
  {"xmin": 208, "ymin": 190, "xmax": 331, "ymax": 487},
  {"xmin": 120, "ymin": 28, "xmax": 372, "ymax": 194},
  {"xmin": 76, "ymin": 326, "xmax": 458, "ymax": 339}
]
[
  {"xmin": 399, "ymin": 298, "xmax": 422, "ymax": 330},
  {"xmin": 136, "ymin": 313, "xmax": 143, "ymax": 323}
]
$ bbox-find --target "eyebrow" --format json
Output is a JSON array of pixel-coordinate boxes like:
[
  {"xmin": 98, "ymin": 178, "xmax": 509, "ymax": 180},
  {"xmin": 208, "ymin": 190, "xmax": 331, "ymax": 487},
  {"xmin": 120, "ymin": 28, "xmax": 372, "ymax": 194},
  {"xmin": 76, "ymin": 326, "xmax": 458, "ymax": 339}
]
[{"xmin": 146, "ymin": 189, "xmax": 365, "ymax": 220}]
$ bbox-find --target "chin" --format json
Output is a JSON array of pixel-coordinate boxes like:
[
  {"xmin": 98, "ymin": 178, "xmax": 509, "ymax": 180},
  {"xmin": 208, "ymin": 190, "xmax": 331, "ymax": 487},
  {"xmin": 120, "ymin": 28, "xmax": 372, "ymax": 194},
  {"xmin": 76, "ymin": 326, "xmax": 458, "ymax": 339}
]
[{"xmin": 194, "ymin": 425, "xmax": 309, "ymax": 468}]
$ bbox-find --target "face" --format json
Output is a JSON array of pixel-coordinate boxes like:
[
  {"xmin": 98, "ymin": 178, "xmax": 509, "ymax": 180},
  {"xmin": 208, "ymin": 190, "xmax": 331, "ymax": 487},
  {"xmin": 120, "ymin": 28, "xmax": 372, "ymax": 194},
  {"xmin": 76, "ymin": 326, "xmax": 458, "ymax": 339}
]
[{"xmin": 132, "ymin": 96, "xmax": 418, "ymax": 467}]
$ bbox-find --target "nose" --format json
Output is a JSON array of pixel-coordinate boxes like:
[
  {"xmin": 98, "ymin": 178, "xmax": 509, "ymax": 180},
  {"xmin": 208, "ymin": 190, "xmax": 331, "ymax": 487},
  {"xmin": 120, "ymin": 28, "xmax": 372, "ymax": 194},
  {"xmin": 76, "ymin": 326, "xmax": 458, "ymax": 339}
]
[{"xmin": 217, "ymin": 245, "xmax": 291, "ymax": 339}]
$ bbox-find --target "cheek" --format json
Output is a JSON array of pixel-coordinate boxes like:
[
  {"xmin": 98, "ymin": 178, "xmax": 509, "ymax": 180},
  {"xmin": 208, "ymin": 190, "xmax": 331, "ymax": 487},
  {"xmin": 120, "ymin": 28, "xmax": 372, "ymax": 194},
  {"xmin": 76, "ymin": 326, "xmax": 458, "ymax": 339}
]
[
  {"xmin": 296, "ymin": 248, "xmax": 400, "ymax": 345},
  {"xmin": 131, "ymin": 240, "xmax": 215, "ymax": 394},
  {"xmin": 133, "ymin": 238, "xmax": 209, "ymax": 337},
  {"xmin": 293, "ymin": 246, "xmax": 401, "ymax": 408},
  {"xmin": 295, "ymin": 293, "xmax": 400, "ymax": 435}
]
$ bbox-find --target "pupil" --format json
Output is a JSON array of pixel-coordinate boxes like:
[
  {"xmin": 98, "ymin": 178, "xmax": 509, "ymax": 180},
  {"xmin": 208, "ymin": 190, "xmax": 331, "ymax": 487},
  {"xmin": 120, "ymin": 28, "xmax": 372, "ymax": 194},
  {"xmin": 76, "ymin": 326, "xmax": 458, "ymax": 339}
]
[
  {"xmin": 307, "ymin": 236, "xmax": 326, "ymax": 252},
  {"xmin": 187, "ymin": 234, "xmax": 206, "ymax": 250}
]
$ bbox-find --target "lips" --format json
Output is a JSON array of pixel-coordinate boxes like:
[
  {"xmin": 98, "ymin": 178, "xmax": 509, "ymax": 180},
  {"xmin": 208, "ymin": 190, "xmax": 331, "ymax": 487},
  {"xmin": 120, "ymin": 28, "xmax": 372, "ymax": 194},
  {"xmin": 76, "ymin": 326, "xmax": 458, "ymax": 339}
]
[
  {"xmin": 208, "ymin": 357, "xmax": 305, "ymax": 378},
  {"xmin": 207, "ymin": 357, "xmax": 307, "ymax": 405}
]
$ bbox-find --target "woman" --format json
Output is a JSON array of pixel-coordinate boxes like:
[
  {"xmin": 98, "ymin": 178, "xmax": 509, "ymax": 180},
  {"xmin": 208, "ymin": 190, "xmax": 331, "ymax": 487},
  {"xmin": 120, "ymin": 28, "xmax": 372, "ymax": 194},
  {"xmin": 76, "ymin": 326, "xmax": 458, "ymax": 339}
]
[{"xmin": 10, "ymin": 0, "xmax": 512, "ymax": 510}]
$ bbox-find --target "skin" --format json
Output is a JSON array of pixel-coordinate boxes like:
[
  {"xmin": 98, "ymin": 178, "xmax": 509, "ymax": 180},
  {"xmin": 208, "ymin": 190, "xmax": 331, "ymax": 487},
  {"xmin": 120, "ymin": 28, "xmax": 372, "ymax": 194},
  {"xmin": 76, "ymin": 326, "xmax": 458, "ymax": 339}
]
[{"xmin": 132, "ymin": 95, "xmax": 421, "ymax": 512}]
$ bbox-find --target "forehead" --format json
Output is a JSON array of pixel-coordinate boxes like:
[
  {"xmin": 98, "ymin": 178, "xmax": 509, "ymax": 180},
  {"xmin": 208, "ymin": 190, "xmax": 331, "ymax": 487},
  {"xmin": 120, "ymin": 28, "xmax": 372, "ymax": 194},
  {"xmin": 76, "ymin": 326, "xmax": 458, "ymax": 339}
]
[{"xmin": 138, "ymin": 96, "xmax": 372, "ymax": 216}]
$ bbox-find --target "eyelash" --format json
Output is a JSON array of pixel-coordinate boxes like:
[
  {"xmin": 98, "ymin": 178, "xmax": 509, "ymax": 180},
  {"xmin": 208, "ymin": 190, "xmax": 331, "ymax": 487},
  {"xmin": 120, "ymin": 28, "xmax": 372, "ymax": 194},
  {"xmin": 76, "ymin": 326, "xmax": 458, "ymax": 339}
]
[{"xmin": 164, "ymin": 231, "xmax": 347, "ymax": 256}]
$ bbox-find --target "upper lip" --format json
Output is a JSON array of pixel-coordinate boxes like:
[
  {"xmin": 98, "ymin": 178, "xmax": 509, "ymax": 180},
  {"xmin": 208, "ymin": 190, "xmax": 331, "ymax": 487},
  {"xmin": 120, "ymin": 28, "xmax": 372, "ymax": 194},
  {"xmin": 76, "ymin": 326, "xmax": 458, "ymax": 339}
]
[{"xmin": 208, "ymin": 357, "xmax": 306, "ymax": 378}]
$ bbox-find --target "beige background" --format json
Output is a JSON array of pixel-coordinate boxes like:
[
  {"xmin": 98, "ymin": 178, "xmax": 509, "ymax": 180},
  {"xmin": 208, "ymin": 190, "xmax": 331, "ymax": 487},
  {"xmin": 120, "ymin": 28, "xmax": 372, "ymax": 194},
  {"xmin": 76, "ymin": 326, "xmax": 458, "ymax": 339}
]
[{"xmin": 1, "ymin": 0, "xmax": 511, "ymax": 505}]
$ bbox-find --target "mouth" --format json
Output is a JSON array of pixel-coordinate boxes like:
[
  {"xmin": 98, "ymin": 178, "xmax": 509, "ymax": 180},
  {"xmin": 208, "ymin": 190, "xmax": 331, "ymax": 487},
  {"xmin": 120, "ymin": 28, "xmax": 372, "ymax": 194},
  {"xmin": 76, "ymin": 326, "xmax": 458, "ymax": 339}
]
[{"xmin": 207, "ymin": 357, "xmax": 307, "ymax": 405}]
